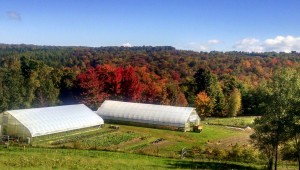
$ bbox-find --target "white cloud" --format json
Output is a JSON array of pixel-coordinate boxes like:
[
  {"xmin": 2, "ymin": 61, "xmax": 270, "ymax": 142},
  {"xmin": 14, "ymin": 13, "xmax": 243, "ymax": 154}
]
[
  {"xmin": 6, "ymin": 11, "xmax": 21, "ymax": 21},
  {"xmin": 122, "ymin": 43, "xmax": 132, "ymax": 47},
  {"xmin": 264, "ymin": 35, "xmax": 300, "ymax": 52},
  {"xmin": 234, "ymin": 36, "xmax": 300, "ymax": 52},
  {"xmin": 234, "ymin": 38, "xmax": 264, "ymax": 52},
  {"xmin": 208, "ymin": 39, "xmax": 221, "ymax": 44}
]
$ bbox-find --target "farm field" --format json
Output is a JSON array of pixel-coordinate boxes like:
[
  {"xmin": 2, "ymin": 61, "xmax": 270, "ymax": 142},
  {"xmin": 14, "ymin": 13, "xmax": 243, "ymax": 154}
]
[
  {"xmin": 1, "ymin": 117, "xmax": 268, "ymax": 169},
  {"xmin": 31, "ymin": 117, "xmax": 255, "ymax": 158}
]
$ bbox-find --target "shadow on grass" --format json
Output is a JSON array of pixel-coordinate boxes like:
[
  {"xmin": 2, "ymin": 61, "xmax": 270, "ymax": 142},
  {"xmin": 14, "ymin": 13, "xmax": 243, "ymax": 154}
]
[{"xmin": 166, "ymin": 160, "xmax": 259, "ymax": 170}]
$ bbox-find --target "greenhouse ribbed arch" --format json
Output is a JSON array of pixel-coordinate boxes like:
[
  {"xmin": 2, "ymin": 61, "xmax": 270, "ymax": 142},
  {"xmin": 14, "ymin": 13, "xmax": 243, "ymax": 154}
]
[
  {"xmin": 0, "ymin": 104, "xmax": 104, "ymax": 143},
  {"xmin": 97, "ymin": 100, "xmax": 201, "ymax": 131}
]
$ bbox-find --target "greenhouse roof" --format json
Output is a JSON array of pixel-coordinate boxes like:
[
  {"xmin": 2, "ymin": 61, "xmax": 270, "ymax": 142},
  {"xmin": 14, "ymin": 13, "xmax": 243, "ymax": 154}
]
[
  {"xmin": 6, "ymin": 104, "xmax": 104, "ymax": 137},
  {"xmin": 97, "ymin": 100, "xmax": 197, "ymax": 127}
]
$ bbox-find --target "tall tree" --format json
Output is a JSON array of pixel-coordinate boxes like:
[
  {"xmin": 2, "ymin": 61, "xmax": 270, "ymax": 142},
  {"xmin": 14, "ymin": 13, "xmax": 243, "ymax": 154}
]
[
  {"xmin": 32, "ymin": 67, "xmax": 61, "ymax": 107},
  {"xmin": 76, "ymin": 65, "xmax": 143, "ymax": 108},
  {"xmin": 284, "ymin": 69, "xmax": 300, "ymax": 170},
  {"xmin": 194, "ymin": 68, "xmax": 226, "ymax": 116},
  {"xmin": 76, "ymin": 67, "xmax": 107, "ymax": 109},
  {"xmin": 227, "ymin": 88, "xmax": 242, "ymax": 117},
  {"xmin": 251, "ymin": 115, "xmax": 279, "ymax": 170},
  {"xmin": 180, "ymin": 78, "xmax": 198, "ymax": 105},
  {"xmin": 0, "ymin": 60, "xmax": 25, "ymax": 111},
  {"xmin": 119, "ymin": 66, "xmax": 142, "ymax": 101},
  {"xmin": 20, "ymin": 56, "xmax": 43, "ymax": 107},
  {"xmin": 251, "ymin": 68, "xmax": 300, "ymax": 170},
  {"xmin": 162, "ymin": 82, "xmax": 188, "ymax": 106},
  {"xmin": 194, "ymin": 91, "xmax": 214, "ymax": 120}
]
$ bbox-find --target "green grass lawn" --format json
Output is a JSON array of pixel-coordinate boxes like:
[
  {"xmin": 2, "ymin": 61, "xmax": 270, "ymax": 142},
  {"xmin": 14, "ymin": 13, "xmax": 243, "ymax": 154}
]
[
  {"xmin": 205, "ymin": 116, "xmax": 257, "ymax": 128},
  {"xmin": 0, "ymin": 147, "xmax": 260, "ymax": 170}
]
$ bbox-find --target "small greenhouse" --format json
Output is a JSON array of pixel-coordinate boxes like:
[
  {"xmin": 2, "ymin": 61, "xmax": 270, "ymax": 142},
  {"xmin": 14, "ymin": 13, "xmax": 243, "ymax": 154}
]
[
  {"xmin": 97, "ymin": 100, "xmax": 201, "ymax": 132},
  {"xmin": 0, "ymin": 104, "xmax": 104, "ymax": 143}
]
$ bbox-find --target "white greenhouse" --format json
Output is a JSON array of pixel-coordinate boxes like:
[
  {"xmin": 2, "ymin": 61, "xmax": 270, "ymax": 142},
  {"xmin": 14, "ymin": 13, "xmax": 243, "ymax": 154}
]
[
  {"xmin": 97, "ymin": 100, "xmax": 201, "ymax": 132},
  {"xmin": 0, "ymin": 104, "xmax": 104, "ymax": 143}
]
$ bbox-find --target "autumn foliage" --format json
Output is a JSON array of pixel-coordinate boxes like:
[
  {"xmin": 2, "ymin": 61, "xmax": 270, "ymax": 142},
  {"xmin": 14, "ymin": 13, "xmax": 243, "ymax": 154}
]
[
  {"xmin": 76, "ymin": 64, "xmax": 187, "ymax": 109},
  {"xmin": 194, "ymin": 91, "xmax": 214, "ymax": 119},
  {"xmin": 2, "ymin": 45, "xmax": 300, "ymax": 116}
]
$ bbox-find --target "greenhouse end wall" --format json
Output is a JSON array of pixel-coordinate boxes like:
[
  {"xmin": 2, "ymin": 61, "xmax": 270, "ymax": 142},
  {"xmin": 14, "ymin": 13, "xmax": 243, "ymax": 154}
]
[{"xmin": 1, "ymin": 112, "xmax": 31, "ymax": 141}]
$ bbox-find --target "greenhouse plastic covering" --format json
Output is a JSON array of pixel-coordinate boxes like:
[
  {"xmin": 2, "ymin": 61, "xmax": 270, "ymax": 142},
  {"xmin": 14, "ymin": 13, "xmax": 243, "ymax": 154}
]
[
  {"xmin": 6, "ymin": 104, "xmax": 104, "ymax": 137},
  {"xmin": 97, "ymin": 100, "xmax": 197, "ymax": 127}
]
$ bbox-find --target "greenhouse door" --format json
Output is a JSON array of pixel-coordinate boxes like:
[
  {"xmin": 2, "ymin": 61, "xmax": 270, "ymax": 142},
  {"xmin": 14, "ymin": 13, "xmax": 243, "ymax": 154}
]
[
  {"xmin": 1, "ymin": 125, "xmax": 7, "ymax": 135},
  {"xmin": 2, "ymin": 113, "xmax": 8, "ymax": 135}
]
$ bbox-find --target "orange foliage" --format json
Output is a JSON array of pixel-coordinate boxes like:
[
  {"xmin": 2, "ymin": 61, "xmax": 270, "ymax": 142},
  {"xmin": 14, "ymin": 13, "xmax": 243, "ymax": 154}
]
[{"xmin": 195, "ymin": 91, "xmax": 214, "ymax": 119}]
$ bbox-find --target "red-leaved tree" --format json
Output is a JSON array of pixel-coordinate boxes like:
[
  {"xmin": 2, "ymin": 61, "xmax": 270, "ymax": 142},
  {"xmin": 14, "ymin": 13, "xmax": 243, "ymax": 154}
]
[{"xmin": 76, "ymin": 65, "xmax": 142, "ymax": 108}]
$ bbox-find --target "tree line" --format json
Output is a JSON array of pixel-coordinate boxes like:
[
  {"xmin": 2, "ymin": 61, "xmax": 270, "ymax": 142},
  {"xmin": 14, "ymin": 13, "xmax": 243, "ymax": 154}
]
[{"xmin": 0, "ymin": 44, "xmax": 300, "ymax": 114}]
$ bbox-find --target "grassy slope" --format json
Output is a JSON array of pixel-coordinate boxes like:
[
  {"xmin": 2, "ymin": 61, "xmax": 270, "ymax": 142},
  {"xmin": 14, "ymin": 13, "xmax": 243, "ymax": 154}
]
[
  {"xmin": 1, "ymin": 117, "xmax": 259, "ymax": 169},
  {"xmin": 0, "ymin": 147, "xmax": 174, "ymax": 170},
  {"xmin": 0, "ymin": 147, "xmax": 259, "ymax": 170}
]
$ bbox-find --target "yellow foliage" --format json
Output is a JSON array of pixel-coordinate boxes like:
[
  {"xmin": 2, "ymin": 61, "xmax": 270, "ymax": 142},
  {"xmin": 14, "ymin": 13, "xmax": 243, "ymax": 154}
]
[{"xmin": 195, "ymin": 91, "xmax": 214, "ymax": 119}]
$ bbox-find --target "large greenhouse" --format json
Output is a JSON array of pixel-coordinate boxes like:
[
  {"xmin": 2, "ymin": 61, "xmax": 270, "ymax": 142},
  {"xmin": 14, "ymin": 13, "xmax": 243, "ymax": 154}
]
[
  {"xmin": 97, "ymin": 100, "xmax": 201, "ymax": 132},
  {"xmin": 0, "ymin": 104, "xmax": 104, "ymax": 143}
]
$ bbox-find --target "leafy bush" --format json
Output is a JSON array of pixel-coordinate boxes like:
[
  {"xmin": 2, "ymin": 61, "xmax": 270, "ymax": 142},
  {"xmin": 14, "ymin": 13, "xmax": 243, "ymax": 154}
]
[
  {"xmin": 226, "ymin": 144, "xmax": 260, "ymax": 163},
  {"xmin": 281, "ymin": 142, "xmax": 297, "ymax": 161}
]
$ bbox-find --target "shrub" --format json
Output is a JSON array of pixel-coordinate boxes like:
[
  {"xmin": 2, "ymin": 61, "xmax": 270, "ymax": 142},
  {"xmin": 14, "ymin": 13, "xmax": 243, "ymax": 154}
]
[
  {"xmin": 212, "ymin": 148, "xmax": 227, "ymax": 160},
  {"xmin": 281, "ymin": 142, "xmax": 297, "ymax": 161},
  {"xmin": 226, "ymin": 144, "xmax": 260, "ymax": 163}
]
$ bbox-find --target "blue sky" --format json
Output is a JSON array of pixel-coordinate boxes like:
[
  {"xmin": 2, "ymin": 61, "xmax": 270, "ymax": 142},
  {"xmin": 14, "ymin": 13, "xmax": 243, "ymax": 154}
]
[{"xmin": 1, "ymin": 0, "xmax": 300, "ymax": 52}]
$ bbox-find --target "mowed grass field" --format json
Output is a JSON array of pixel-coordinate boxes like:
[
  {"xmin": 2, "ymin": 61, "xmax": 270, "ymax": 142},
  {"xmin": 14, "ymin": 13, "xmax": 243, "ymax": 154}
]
[
  {"xmin": 0, "ymin": 117, "xmax": 260, "ymax": 169},
  {"xmin": 0, "ymin": 147, "xmax": 259, "ymax": 170}
]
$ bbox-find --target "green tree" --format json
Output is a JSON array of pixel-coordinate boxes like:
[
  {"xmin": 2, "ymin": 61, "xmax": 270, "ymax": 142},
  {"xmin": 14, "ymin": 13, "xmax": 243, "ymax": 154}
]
[
  {"xmin": 251, "ymin": 68, "xmax": 300, "ymax": 170},
  {"xmin": 194, "ymin": 68, "xmax": 226, "ymax": 116},
  {"xmin": 180, "ymin": 77, "xmax": 198, "ymax": 106},
  {"xmin": 227, "ymin": 88, "xmax": 242, "ymax": 117},
  {"xmin": 33, "ymin": 67, "xmax": 61, "ymax": 107},
  {"xmin": 20, "ymin": 56, "xmax": 61, "ymax": 107},
  {"xmin": 285, "ymin": 72, "xmax": 300, "ymax": 169},
  {"xmin": 20, "ymin": 56, "xmax": 42, "ymax": 107},
  {"xmin": 251, "ymin": 116, "xmax": 278, "ymax": 170},
  {"xmin": 0, "ymin": 60, "xmax": 25, "ymax": 111}
]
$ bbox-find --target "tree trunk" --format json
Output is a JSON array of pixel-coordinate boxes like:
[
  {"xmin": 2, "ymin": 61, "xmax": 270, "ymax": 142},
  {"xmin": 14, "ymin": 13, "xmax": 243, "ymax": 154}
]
[
  {"xmin": 295, "ymin": 134, "xmax": 300, "ymax": 170},
  {"xmin": 297, "ymin": 148, "xmax": 300, "ymax": 170},
  {"xmin": 275, "ymin": 144, "xmax": 278, "ymax": 170},
  {"xmin": 267, "ymin": 158, "xmax": 273, "ymax": 170}
]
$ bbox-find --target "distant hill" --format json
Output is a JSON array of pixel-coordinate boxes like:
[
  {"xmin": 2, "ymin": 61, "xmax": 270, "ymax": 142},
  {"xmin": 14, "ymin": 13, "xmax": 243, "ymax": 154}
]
[{"xmin": 1, "ymin": 44, "xmax": 300, "ymax": 115}]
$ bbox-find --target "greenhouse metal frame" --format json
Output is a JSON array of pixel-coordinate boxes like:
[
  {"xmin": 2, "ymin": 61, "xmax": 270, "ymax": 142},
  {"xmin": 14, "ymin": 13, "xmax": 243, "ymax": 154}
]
[
  {"xmin": 97, "ymin": 100, "xmax": 200, "ymax": 131},
  {"xmin": 0, "ymin": 104, "xmax": 104, "ymax": 143}
]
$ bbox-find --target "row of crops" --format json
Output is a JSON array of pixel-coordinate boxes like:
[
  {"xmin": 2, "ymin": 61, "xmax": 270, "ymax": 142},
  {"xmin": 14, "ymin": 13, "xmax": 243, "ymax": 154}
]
[{"xmin": 79, "ymin": 131, "xmax": 140, "ymax": 148}]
